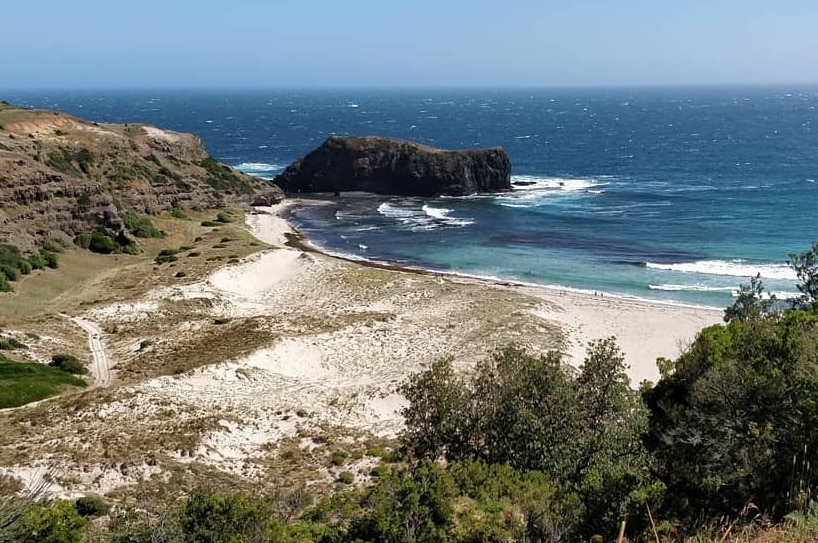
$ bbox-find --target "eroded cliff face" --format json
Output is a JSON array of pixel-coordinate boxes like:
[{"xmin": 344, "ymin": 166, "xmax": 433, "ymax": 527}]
[
  {"xmin": 0, "ymin": 102, "xmax": 282, "ymax": 251},
  {"xmin": 273, "ymin": 136, "xmax": 512, "ymax": 197}
]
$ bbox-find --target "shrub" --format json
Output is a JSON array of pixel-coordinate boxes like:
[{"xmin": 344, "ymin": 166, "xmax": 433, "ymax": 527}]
[
  {"xmin": 175, "ymin": 271, "xmax": 187, "ymax": 278},
  {"xmin": 0, "ymin": 275, "xmax": 10, "ymax": 292},
  {"xmin": 49, "ymin": 354, "xmax": 87, "ymax": 375},
  {"xmin": 122, "ymin": 212, "xmax": 165, "ymax": 238},
  {"xmin": 74, "ymin": 495, "xmax": 109, "ymax": 517},
  {"xmin": 41, "ymin": 251, "xmax": 59, "ymax": 269},
  {"xmin": 337, "ymin": 471, "xmax": 354, "ymax": 484},
  {"xmin": 27, "ymin": 253, "xmax": 45, "ymax": 270},
  {"xmin": 212, "ymin": 244, "xmax": 227, "ymax": 249},
  {"xmin": 0, "ymin": 337, "xmax": 27, "ymax": 350},
  {"xmin": 213, "ymin": 317, "xmax": 230, "ymax": 325},
  {"xmin": 200, "ymin": 220, "xmax": 221, "ymax": 227},
  {"xmin": 1, "ymin": 264, "xmax": 20, "ymax": 282},
  {"xmin": 330, "ymin": 450, "xmax": 348, "ymax": 466},
  {"xmin": 187, "ymin": 251, "xmax": 201, "ymax": 257},
  {"xmin": 170, "ymin": 206, "xmax": 188, "ymax": 219},
  {"xmin": 216, "ymin": 211, "xmax": 235, "ymax": 223},
  {"xmin": 155, "ymin": 248, "xmax": 180, "ymax": 264},
  {"xmin": 88, "ymin": 232, "xmax": 117, "ymax": 254}
]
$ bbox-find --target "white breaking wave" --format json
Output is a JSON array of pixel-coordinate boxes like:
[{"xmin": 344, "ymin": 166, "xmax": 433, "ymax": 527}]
[
  {"xmin": 511, "ymin": 175, "xmax": 603, "ymax": 193},
  {"xmin": 421, "ymin": 204, "xmax": 453, "ymax": 220},
  {"xmin": 649, "ymin": 284, "xmax": 737, "ymax": 292},
  {"xmin": 492, "ymin": 175, "xmax": 607, "ymax": 207},
  {"xmin": 645, "ymin": 260, "xmax": 797, "ymax": 281},
  {"xmin": 377, "ymin": 202, "xmax": 474, "ymax": 230},
  {"xmin": 234, "ymin": 162, "xmax": 283, "ymax": 178}
]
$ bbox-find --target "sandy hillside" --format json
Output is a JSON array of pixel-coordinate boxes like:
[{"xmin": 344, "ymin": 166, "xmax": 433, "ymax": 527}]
[{"xmin": 0, "ymin": 203, "xmax": 721, "ymax": 498}]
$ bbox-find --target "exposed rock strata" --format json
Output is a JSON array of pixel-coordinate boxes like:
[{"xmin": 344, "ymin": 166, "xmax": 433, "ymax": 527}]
[{"xmin": 0, "ymin": 102, "xmax": 283, "ymax": 250}]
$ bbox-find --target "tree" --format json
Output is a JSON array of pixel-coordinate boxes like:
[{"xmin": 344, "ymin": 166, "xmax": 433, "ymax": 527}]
[
  {"xmin": 724, "ymin": 274, "xmax": 776, "ymax": 323},
  {"xmin": 789, "ymin": 240, "xmax": 818, "ymax": 308},
  {"xmin": 347, "ymin": 461, "xmax": 455, "ymax": 543},
  {"xmin": 643, "ymin": 309, "xmax": 818, "ymax": 524},
  {"xmin": 400, "ymin": 342, "xmax": 651, "ymax": 539}
]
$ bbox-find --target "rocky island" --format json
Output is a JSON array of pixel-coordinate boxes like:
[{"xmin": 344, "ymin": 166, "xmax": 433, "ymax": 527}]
[{"xmin": 273, "ymin": 135, "xmax": 512, "ymax": 197}]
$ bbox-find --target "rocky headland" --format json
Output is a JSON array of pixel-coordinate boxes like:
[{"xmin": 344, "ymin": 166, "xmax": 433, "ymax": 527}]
[
  {"xmin": 273, "ymin": 135, "xmax": 512, "ymax": 197},
  {"xmin": 0, "ymin": 101, "xmax": 282, "ymax": 251}
]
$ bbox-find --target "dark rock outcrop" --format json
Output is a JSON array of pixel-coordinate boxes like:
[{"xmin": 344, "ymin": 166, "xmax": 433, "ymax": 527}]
[
  {"xmin": 251, "ymin": 189, "xmax": 285, "ymax": 207},
  {"xmin": 274, "ymin": 136, "xmax": 512, "ymax": 197}
]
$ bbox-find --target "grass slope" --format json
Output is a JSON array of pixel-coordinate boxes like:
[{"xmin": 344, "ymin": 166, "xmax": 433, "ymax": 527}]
[{"xmin": 0, "ymin": 354, "xmax": 87, "ymax": 408}]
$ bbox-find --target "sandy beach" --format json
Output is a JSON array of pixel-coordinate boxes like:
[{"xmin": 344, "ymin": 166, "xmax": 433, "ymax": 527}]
[
  {"xmin": 253, "ymin": 202, "xmax": 722, "ymax": 384},
  {"xmin": 0, "ymin": 201, "xmax": 723, "ymax": 496}
]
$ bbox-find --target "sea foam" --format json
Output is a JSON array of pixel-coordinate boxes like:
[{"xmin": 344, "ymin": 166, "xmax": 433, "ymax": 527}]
[{"xmin": 645, "ymin": 260, "xmax": 797, "ymax": 281}]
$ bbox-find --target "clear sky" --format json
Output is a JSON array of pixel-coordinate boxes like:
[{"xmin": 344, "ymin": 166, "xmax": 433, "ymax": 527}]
[{"xmin": 3, "ymin": 0, "xmax": 818, "ymax": 89}]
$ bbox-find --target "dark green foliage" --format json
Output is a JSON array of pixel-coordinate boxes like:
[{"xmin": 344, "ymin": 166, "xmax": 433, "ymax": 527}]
[
  {"xmin": 330, "ymin": 450, "xmax": 348, "ymax": 466},
  {"xmin": 199, "ymin": 157, "xmax": 255, "ymax": 195},
  {"xmin": 0, "ymin": 142, "xmax": 10, "ymax": 151},
  {"xmin": 0, "ymin": 337, "xmax": 27, "ymax": 350},
  {"xmin": 400, "ymin": 341, "xmax": 650, "ymax": 538},
  {"xmin": 88, "ymin": 231, "xmax": 117, "ymax": 254},
  {"xmin": 643, "ymin": 306, "xmax": 818, "ymax": 523},
  {"xmin": 0, "ymin": 354, "xmax": 87, "ymax": 408},
  {"xmin": 187, "ymin": 251, "xmax": 201, "ymax": 257},
  {"xmin": 45, "ymin": 148, "xmax": 93, "ymax": 177},
  {"xmin": 49, "ymin": 354, "xmax": 87, "ymax": 375},
  {"xmin": 212, "ymin": 243, "xmax": 228, "ymax": 249},
  {"xmin": 122, "ymin": 212, "xmax": 165, "ymax": 238},
  {"xmin": 47, "ymin": 150, "xmax": 80, "ymax": 176},
  {"xmin": 201, "ymin": 220, "xmax": 221, "ymax": 227},
  {"xmin": 170, "ymin": 205, "xmax": 189, "ymax": 219},
  {"xmin": 177, "ymin": 487, "xmax": 271, "ymax": 543},
  {"xmin": 346, "ymin": 461, "xmax": 455, "ymax": 543},
  {"xmin": 788, "ymin": 240, "xmax": 818, "ymax": 308},
  {"xmin": 337, "ymin": 471, "xmax": 354, "ymax": 484},
  {"xmin": 0, "ymin": 264, "xmax": 20, "ymax": 282},
  {"xmin": 17, "ymin": 501, "xmax": 85, "ymax": 543},
  {"xmin": 724, "ymin": 273, "xmax": 775, "ymax": 323},
  {"xmin": 155, "ymin": 248, "xmax": 181, "ymax": 264},
  {"xmin": 145, "ymin": 153, "xmax": 161, "ymax": 166},
  {"xmin": 41, "ymin": 251, "xmax": 59, "ymax": 269},
  {"xmin": 0, "ymin": 244, "xmax": 51, "ymax": 289},
  {"xmin": 74, "ymin": 495, "xmax": 109, "ymax": 518},
  {"xmin": 73, "ymin": 233, "xmax": 92, "ymax": 250},
  {"xmin": 216, "ymin": 211, "xmax": 235, "ymax": 224}
]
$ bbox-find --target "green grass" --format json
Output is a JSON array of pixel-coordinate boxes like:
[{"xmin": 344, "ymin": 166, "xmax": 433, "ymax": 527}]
[{"xmin": 0, "ymin": 355, "xmax": 87, "ymax": 408}]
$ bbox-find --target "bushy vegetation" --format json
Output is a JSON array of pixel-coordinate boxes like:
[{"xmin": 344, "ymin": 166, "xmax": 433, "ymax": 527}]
[
  {"xmin": 0, "ymin": 243, "xmax": 59, "ymax": 292},
  {"xmin": 74, "ymin": 230, "xmax": 139, "ymax": 255},
  {"xmin": 6, "ymin": 241, "xmax": 818, "ymax": 542},
  {"xmin": 0, "ymin": 354, "xmax": 87, "ymax": 408},
  {"xmin": 49, "ymin": 354, "xmax": 87, "ymax": 375},
  {"xmin": 122, "ymin": 212, "xmax": 165, "ymax": 238},
  {"xmin": 199, "ymin": 157, "xmax": 255, "ymax": 195},
  {"xmin": 46, "ymin": 147, "xmax": 94, "ymax": 176}
]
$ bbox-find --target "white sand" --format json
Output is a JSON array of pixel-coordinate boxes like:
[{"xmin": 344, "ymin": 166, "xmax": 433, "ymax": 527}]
[
  {"xmin": 248, "ymin": 203, "xmax": 722, "ymax": 384},
  {"xmin": 3, "ymin": 201, "xmax": 723, "ymax": 495}
]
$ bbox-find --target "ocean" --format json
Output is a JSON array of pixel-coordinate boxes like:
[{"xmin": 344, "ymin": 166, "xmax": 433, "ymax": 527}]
[{"xmin": 6, "ymin": 88, "xmax": 818, "ymax": 308}]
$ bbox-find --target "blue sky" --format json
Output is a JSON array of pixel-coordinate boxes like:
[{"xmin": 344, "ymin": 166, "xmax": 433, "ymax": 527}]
[{"xmin": 4, "ymin": 0, "xmax": 818, "ymax": 88}]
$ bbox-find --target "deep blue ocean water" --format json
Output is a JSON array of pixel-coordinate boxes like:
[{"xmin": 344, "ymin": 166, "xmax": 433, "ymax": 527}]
[{"xmin": 6, "ymin": 88, "xmax": 818, "ymax": 308}]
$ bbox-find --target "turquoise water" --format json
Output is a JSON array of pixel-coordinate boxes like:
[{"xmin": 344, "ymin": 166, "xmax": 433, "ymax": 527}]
[{"xmin": 8, "ymin": 88, "xmax": 818, "ymax": 308}]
